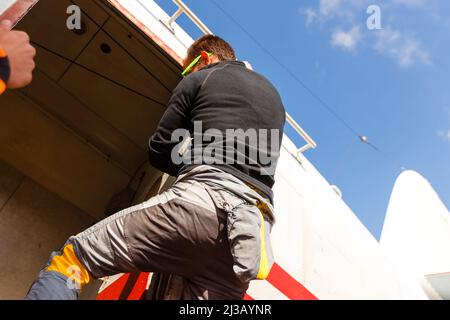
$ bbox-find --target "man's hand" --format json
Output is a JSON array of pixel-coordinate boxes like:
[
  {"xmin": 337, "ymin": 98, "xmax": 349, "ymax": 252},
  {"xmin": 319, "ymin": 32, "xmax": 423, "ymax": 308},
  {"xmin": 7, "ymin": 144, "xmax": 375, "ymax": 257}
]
[{"xmin": 0, "ymin": 20, "xmax": 36, "ymax": 89}]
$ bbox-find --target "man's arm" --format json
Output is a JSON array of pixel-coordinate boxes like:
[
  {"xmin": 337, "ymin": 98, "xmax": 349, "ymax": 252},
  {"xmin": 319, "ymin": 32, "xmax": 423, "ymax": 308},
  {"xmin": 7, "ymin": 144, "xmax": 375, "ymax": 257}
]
[
  {"xmin": 0, "ymin": 20, "xmax": 36, "ymax": 95},
  {"xmin": 148, "ymin": 74, "xmax": 201, "ymax": 176}
]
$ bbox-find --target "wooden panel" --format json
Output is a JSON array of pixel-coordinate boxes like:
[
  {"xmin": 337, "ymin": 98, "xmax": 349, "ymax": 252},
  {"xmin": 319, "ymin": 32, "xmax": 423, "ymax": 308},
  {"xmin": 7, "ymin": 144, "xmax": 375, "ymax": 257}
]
[
  {"xmin": 75, "ymin": 30, "xmax": 171, "ymax": 105},
  {"xmin": 22, "ymin": 70, "xmax": 147, "ymax": 174},
  {"xmin": 14, "ymin": 0, "xmax": 110, "ymax": 81},
  {"xmin": 72, "ymin": 0, "xmax": 109, "ymax": 26},
  {"xmin": 102, "ymin": 17, "xmax": 181, "ymax": 91},
  {"xmin": 32, "ymin": 44, "xmax": 71, "ymax": 81},
  {"xmin": 0, "ymin": 160, "xmax": 23, "ymax": 210},
  {"xmin": 59, "ymin": 64, "xmax": 166, "ymax": 148},
  {"xmin": 16, "ymin": 0, "xmax": 102, "ymax": 73},
  {"xmin": 0, "ymin": 91, "xmax": 130, "ymax": 218},
  {"xmin": 0, "ymin": 177, "xmax": 94, "ymax": 299}
]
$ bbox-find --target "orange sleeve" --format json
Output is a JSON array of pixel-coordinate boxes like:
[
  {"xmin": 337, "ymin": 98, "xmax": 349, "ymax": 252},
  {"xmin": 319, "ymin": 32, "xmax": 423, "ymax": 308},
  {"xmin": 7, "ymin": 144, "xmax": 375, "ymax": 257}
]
[
  {"xmin": 0, "ymin": 79, "xmax": 6, "ymax": 95},
  {"xmin": 0, "ymin": 47, "xmax": 9, "ymax": 95}
]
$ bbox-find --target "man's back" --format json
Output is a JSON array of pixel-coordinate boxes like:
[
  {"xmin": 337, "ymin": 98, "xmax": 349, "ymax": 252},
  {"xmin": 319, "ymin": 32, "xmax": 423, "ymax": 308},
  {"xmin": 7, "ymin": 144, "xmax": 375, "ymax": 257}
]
[{"xmin": 149, "ymin": 60, "xmax": 286, "ymax": 203}]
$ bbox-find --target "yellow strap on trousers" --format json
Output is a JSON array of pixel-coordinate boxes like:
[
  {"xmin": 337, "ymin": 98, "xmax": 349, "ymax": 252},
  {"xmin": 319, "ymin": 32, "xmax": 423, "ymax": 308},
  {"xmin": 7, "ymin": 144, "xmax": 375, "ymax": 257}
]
[
  {"xmin": 256, "ymin": 200, "xmax": 271, "ymax": 280},
  {"xmin": 46, "ymin": 244, "xmax": 91, "ymax": 288}
]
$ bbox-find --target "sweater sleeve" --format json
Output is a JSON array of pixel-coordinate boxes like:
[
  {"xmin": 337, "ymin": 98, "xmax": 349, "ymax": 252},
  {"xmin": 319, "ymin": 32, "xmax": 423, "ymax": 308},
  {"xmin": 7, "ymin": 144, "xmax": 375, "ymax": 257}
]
[
  {"xmin": 148, "ymin": 73, "xmax": 201, "ymax": 176},
  {"xmin": 0, "ymin": 48, "xmax": 10, "ymax": 95}
]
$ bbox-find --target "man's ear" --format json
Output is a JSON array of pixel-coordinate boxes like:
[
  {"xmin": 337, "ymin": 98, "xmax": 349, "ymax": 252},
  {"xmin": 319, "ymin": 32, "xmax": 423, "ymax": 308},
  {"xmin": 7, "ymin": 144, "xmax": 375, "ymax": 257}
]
[{"xmin": 201, "ymin": 51, "xmax": 211, "ymax": 64}]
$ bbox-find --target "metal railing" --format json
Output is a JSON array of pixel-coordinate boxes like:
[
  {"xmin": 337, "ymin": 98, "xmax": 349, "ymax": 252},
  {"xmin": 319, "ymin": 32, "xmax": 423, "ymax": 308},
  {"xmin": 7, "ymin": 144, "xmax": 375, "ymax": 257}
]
[
  {"xmin": 160, "ymin": 0, "xmax": 317, "ymax": 155},
  {"xmin": 161, "ymin": 0, "xmax": 213, "ymax": 35},
  {"xmin": 285, "ymin": 113, "xmax": 317, "ymax": 154}
]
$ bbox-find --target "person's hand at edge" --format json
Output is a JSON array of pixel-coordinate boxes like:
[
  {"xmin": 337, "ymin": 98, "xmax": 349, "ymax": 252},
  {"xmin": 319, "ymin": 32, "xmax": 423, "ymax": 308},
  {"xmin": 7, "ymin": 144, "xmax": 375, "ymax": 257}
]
[{"xmin": 0, "ymin": 19, "xmax": 36, "ymax": 90}]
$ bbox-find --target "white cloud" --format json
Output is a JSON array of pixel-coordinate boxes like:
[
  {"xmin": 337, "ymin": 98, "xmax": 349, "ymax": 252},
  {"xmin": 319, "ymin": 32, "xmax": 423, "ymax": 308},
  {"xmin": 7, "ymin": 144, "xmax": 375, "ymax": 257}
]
[
  {"xmin": 374, "ymin": 28, "xmax": 431, "ymax": 67},
  {"xmin": 331, "ymin": 26, "xmax": 362, "ymax": 51},
  {"xmin": 392, "ymin": 0, "xmax": 426, "ymax": 8},
  {"xmin": 300, "ymin": 0, "xmax": 432, "ymax": 67},
  {"xmin": 301, "ymin": 0, "xmax": 350, "ymax": 26},
  {"xmin": 438, "ymin": 109, "xmax": 450, "ymax": 143},
  {"xmin": 320, "ymin": 0, "xmax": 342, "ymax": 16},
  {"xmin": 438, "ymin": 130, "xmax": 450, "ymax": 143},
  {"xmin": 304, "ymin": 8, "xmax": 318, "ymax": 27}
]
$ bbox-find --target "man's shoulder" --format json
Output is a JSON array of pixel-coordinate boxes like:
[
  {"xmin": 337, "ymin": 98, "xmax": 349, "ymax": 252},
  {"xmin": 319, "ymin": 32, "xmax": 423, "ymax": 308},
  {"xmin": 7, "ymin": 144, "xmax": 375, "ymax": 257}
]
[{"xmin": 174, "ymin": 69, "xmax": 208, "ymax": 93}]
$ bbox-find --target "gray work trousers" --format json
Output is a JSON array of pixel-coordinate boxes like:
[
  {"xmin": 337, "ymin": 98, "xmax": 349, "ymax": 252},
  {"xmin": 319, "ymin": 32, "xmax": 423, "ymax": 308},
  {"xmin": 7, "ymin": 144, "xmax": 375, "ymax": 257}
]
[{"xmin": 26, "ymin": 165, "xmax": 275, "ymax": 300}]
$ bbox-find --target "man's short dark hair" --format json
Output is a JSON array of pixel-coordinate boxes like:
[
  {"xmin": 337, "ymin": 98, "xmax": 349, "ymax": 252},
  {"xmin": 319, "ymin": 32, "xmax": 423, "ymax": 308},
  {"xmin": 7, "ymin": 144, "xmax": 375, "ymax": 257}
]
[{"xmin": 184, "ymin": 35, "xmax": 236, "ymax": 69}]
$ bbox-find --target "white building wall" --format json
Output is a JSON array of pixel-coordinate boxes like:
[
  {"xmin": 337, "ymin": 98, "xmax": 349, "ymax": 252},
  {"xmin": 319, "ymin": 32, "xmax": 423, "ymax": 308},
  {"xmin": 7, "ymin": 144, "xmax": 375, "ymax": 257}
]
[
  {"xmin": 268, "ymin": 137, "xmax": 402, "ymax": 299},
  {"xmin": 380, "ymin": 170, "xmax": 450, "ymax": 299}
]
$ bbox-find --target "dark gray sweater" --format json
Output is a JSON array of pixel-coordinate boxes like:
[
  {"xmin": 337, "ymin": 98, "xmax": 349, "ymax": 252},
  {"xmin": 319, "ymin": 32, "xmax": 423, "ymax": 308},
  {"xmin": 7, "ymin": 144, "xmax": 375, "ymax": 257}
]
[{"xmin": 148, "ymin": 60, "xmax": 285, "ymax": 203}]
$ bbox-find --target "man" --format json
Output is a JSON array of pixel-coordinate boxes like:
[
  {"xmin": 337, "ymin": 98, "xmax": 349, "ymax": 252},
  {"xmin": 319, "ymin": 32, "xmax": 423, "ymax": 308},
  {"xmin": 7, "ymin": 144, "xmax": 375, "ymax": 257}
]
[
  {"xmin": 0, "ymin": 20, "xmax": 36, "ymax": 95},
  {"xmin": 26, "ymin": 35, "xmax": 285, "ymax": 300}
]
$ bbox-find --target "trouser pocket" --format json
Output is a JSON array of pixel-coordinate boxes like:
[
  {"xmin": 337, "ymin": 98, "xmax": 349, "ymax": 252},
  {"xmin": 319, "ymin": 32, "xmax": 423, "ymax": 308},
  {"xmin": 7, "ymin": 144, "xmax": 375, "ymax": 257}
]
[{"xmin": 203, "ymin": 186, "xmax": 274, "ymax": 283}]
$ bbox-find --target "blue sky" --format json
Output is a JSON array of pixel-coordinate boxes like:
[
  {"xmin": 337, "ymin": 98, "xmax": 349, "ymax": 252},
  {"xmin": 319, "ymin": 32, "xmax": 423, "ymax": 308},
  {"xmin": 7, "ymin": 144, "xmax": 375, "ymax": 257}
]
[{"xmin": 155, "ymin": 0, "xmax": 450, "ymax": 240}]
